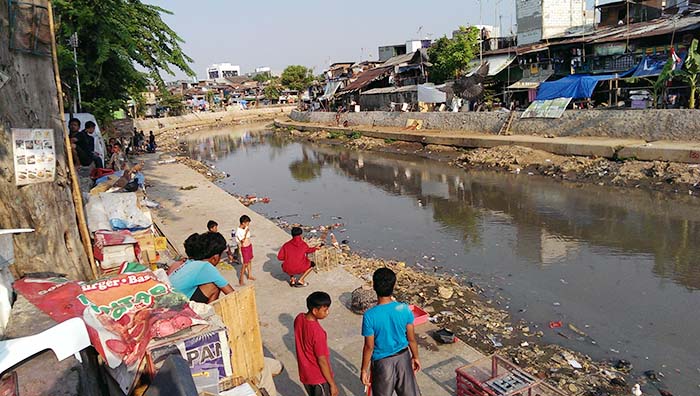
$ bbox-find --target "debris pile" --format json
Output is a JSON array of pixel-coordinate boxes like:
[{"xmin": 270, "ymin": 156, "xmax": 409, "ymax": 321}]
[{"xmin": 337, "ymin": 251, "xmax": 631, "ymax": 396}]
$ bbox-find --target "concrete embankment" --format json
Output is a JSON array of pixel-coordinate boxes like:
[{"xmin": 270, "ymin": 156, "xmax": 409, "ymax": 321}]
[
  {"xmin": 280, "ymin": 114, "xmax": 700, "ymax": 164},
  {"xmin": 133, "ymin": 106, "xmax": 295, "ymax": 132},
  {"xmin": 291, "ymin": 108, "xmax": 700, "ymax": 141},
  {"xmin": 142, "ymin": 154, "xmax": 483, "ymax": 396}
]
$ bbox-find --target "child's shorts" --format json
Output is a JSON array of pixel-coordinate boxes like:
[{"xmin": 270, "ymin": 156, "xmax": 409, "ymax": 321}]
[{"xmin": 241, "ymin": 245, "xmax": 254, "ymax": 263}]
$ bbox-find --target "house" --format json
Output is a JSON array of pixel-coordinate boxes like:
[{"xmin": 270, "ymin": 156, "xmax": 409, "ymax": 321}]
[
  {"xmin": 597, "ymin": 0, "xmax": 663, "ymax": 27},
  {"xmin": 378, "ymin": 40, "xmax": 432, "ymax": 62}
]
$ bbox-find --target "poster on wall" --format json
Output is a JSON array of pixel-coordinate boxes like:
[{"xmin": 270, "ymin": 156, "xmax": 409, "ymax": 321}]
[
  {"xmin": 521, "ymin": 97, "xmax": 572, "ymax": 119},
  {"xmin": 12, "ymin": 128, "xmax": 56, "ymax": 186}
]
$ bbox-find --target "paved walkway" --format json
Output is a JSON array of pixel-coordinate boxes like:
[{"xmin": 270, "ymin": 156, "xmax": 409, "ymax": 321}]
[
  {"xmin": 276, "ymin": 119, "xmax": 700, "ymax": 164},
  {"xmin": 142, "ymin": 154, "xmax": 483, "ymax": 396}
]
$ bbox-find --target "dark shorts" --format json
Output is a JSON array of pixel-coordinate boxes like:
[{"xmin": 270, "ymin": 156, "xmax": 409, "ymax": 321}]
[
  {"xmin": 371, "ymin": 348, "xmax": 420, "ymax": 396},
  {"xmin": 303, "ymin": 382, "xmax": 331, "ymax": 396},
  {"xmin": 190, "ymin": 287, "xmax": 209, "ymax": 303}
]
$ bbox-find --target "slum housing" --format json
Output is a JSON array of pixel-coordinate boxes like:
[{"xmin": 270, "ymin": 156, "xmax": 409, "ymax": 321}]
[{"xmin": 317, "ymin": 0, "xmax": 700, "ymax": 112}]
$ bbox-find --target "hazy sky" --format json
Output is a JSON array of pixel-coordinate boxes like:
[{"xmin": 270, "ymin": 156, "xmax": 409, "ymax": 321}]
[{"xmin": 147, "ymin": 0, "xmax": 599, "ymax": 81}]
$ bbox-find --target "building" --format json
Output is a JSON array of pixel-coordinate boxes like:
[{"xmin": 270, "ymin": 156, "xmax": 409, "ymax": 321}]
[
  {"xmin": 206, "ymin": 63, "xmax": 241, "ymax": 83},
  {"xmin": 516, "ymin": 0, "xmax": 587, "ymax": 45},
  {"xmin": 254, "ymin": 66, "xmax": 271, "ymax": 74},
  {"xmin": 378, "ymin": 40, "xmax": 432, "ymax": 62},
  {"xmin": 597, "ymin": 0, "xmax": 662, "ymax": 27}
]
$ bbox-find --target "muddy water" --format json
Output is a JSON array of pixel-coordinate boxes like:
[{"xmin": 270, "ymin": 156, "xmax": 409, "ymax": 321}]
[{"xmin": 186, "ymin": 127, "xmax": 700, "ymax": 394}]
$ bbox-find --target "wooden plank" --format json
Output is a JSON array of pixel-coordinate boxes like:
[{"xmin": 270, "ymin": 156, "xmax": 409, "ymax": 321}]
[{"xmin": 212, "ymin": 286, "xmax": 264, "ymax": 385}]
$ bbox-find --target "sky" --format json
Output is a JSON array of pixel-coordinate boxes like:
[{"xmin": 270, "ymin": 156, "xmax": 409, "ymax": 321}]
[{"xmin": 147, "ymin": 0, "xmax": 600, "ymax": 81}]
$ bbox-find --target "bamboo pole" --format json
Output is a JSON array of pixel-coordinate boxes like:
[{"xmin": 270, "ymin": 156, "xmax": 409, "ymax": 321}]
[{"xmin": 47, "ymin": 0, "xmax": 98, "ymax": 280}]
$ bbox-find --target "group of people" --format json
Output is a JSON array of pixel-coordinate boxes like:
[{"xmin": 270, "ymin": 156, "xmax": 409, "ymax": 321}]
[
  {"xmin": 130, "ymin": 128, "xmax": 157, "ymax": 154},
  {"xmin": 68, "ymin": 118, "xmax": 104, "ymax": 169},
  {"xmin": 165, "ymin": 214, "xmax": 421, "ymax": 396}
]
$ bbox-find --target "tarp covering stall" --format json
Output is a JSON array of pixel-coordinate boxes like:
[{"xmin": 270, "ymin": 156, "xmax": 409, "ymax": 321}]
[
  {"xmin": 629, "ymin": 52, "xmax": 687, "ymax": 78},
  {"xmin": 536, "ymin": 70, "xmax": 633, "ymax": 100},
  {"xmin": 417, "ymin": 84, "xmax": 447, "ymax": 103},
  {"xmin": 508, "ymin": 72, "xmax": 554, "ymax": 90}
]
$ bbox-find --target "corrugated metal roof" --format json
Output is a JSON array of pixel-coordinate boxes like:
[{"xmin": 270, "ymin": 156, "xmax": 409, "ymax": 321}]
[
  {"xmin": 339, "ymin": 66, "xmax": 392, "ymax": 94},
  {"xmin": 508, "ymin": 72, "xmax": 554, "ymax": 89},
  {"xmin": 362, "ymin": 85, "xmax": 417, "ymax": 95}
]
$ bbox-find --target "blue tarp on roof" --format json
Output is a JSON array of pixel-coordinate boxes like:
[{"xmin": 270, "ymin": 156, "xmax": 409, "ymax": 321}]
[
  {"xmin": 536, "ymin": 69, "xmax": 634, "ymax": 100},
  {"xmin": 630, "ymin": 52, "xmax": 687, "ymax": 78}
]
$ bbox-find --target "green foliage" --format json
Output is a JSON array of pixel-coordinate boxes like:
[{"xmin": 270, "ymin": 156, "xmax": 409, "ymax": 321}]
[
  {"xmin": 384, "ymin": 138, "xmax": 396, "ymax": 144},
  {"xmin": 127, "ymin": 86, "xmax": 147, "ymax": 118},
  {"xmin": 54, "ymin": 0, "xmax": 194, "ymax": 122},
  {"xmin": 349, "ymin": 132, "xmax": 362, "ymax": 140},
  {"xmin": 675, "ymin": 39, "xmax": 700, "ymax": 109},
  {"xmin": 264, "ymin": 78, "xmax": 283, "ymax": 100},
  {"xmin": 428, "ymin": 26, "xmax": 480, "ymax": 84},
  {"xmin": 328, "ymin": 131, "xmax": 346, "ymax": 139},
  {"xmin": 252, "ymin": 72, "xmax": 272, "ymax": 83},
  {"xmin": 159, "ymin": 92, "xmax": 185, "ymax": 116},
  {"xmin": 280, "ymin": 65, "xmax": 314, "ymax": 93}
]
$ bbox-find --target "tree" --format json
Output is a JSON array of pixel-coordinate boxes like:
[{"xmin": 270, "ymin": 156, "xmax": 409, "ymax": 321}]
[
  {"xmin": 252, "ymin": 72, "xmax": 272, "ymax": 83},
  {"xmin": 264, "ymin": 81, "xmax": 283, "ymax": 101},
  {"xmin": 53, "ymin": 0, "xmax": 194, "ymax": 122},
  {"xmin": 159, "ymin": 92, "xmax": 185, "ymax": 116},
  {"xmin": 280, "ymin": 65, "xmax": 314, "ymax": 102},
  {"xmin": 428, "ymin": 26, "xmax": 480, "ymax": 84},
  {"xmin": 675, "ymin": 39, "xmax": 700, "ymax": 109}
]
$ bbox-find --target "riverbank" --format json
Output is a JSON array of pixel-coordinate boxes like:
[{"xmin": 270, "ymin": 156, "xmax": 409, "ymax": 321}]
[
  {"xmin": 140, "ymin": 123, "xmax": 665, "ymax": 396},
  {"xmin": 276, "ymin": 120, "xmax": 700, "ymax": 197},
  {"xmin": 141, "ymin": 152, "xmax": 485, "ymax": 396}
]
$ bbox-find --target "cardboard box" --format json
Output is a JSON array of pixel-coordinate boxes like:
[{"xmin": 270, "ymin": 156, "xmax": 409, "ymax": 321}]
[
  {"xmin": 132, "ymin": 230, "xmax": 157, "ymax": 264},
  {"xmin": 146, "ymin": 325, "xmax": 233, "ymax": 391},
  {"xmin": 100, "ymin": 244, "xmax": 136, "ymax": 270}
]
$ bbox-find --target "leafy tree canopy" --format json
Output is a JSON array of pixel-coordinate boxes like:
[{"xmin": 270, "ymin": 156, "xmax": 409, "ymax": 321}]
[
  {"xmin": 428, "ymin": 26, "xmax": 479, "ymax": 84},
  {"xmin": 252, "ymin": 72, "xmax": 272, "ymax": 83},
  {"xmin": 280, "ymin": 65, "xmax": 314, "ymax": 93},
  {"xmin": 54, "ymin": 0, "xmax": 194, "ymax": 122}
]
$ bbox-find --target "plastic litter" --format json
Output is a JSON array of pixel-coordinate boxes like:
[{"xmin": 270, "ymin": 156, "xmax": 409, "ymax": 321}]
[{"xmin": 549, "ymin": 321, "xmax": 563, "ymax": 329}]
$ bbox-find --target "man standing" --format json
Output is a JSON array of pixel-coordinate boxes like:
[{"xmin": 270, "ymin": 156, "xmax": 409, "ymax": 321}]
[{"xmin": 361, "ymin": 268, "xmax": 421, "ymax": 396}]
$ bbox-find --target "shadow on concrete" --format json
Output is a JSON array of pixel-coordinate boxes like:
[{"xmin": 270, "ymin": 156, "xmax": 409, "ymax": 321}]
[
  {"xmin": 263, "ymin": 345, "xmax": 304, "ymax": 396},
  {"xmin": 279, "ymin": 313, "xmax": 365, "ymax": 396},
  {"xmin": 263, "ymin": 252, "xmax": 292, "ymax": 283},
  {"xmin": 421, "ymin": 355, "xmax": 470, "ymax": 395}
]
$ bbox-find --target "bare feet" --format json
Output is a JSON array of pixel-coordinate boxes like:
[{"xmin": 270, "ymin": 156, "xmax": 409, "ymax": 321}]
[{"xmin": 247, "ymin": 275, "xmax": 256, "ymax": 281}]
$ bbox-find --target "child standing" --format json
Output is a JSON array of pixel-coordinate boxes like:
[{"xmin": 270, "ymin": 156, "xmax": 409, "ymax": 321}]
[
  {"xmin": 294, "ymin": 292, "xmax": 338, "ymax": 396},
  {"xmin": 360, "ymin": 268, "xmax": 421, "ymax": 396},
  {"xmin": 235, "ymin": 215, "xmax": 255, "ymax": 285}
]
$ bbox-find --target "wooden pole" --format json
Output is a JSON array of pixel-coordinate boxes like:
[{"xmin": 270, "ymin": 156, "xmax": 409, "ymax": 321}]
[{"xmin": 47, "ymin": 0, "xmax": 98, "ymax": 280}]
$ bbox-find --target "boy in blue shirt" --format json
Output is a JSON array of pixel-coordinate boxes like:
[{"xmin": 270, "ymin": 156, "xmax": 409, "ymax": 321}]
[{"xmin": 360, "ymin": 268, "xmax": 421, "ymax": 396}]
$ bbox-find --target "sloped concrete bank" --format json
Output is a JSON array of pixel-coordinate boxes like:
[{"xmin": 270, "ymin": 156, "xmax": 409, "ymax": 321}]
[
  {"xmin": 134, "ymin": 106, "xmax": 295, "ymax": 132},
  {"xmin": 290, "ymin": 109, "xmax": 700, "ymax": 142},
  {"xmin": 277, "ymin": 118, "xmax": 700, "ymax": 164}
]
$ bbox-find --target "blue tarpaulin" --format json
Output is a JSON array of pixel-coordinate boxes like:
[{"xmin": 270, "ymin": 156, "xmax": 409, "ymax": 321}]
[
  {"xmin": 536, "ymin": 69, "xmax": 634, "ymax": 100},
  {"xmin": 630, "ymin": 53, "xmax": 687, "ymax": 78}
]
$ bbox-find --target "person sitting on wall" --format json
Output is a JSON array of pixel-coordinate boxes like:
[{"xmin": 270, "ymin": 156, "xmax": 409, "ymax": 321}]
[{"xmin": 168, "ymin": 232, "xmax": 234, "ymax": 303}]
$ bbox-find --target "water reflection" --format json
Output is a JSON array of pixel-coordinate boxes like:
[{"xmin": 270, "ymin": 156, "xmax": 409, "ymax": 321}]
[{"xmin": 185, "ymin": 131, "xmax": 700, "ymax": 290}]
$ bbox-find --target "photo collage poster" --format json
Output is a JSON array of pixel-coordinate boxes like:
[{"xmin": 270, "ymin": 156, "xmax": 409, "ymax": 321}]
[{"xmin": 12, "ymin": 128, "xmax": 56, "ymax": 186}]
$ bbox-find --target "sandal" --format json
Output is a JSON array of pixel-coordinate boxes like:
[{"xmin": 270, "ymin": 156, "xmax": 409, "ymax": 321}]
[
  {"xmin": 289, "ymin": 277, "xmax": 296, "ymax": 287},
  {"xmin": 295, "ymin": 281, "xmax": 309, "ymax": 288}
]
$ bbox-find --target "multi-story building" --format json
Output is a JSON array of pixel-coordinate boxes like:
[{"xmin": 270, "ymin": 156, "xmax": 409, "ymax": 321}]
[
  {"xmin": 516, "ymin": 0, "xmax": 587, "ymax": 45},
  {"xmin": 206, "ymin": 63, "xmax": 241, "ymax": 83},
  {"xmin": 378, "ymin": 40, "xmax": 432, "ymax": 62}
]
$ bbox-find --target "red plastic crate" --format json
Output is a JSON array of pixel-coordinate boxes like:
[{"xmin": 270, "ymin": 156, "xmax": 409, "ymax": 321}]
[{"xmin": 409, "ymin": 304, "xmax": 429, "ymax": 326}]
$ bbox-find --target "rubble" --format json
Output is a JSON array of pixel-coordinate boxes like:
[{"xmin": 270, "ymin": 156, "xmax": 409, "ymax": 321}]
[{"xmin": 334, "ymin": 250, "xmax": 631, "ymax": 396}]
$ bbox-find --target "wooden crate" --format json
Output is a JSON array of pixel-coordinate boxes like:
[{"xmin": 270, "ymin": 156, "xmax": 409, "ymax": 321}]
[
  {"xmin": 211, "ymin": 286, "xmax": 264, "ymax": 386},
  {"xmin": 311, "ymin": 247, "xmax": 341, "ymax": 272}
]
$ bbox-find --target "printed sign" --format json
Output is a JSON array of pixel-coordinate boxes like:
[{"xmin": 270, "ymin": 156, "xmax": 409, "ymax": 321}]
[
  {"xmin": 12, "ymin": 128, "xmax": 55, "ymax": 186},
  {"xmin": 521, "ymin": 98, "xmax": 573, "ymax": 119}
]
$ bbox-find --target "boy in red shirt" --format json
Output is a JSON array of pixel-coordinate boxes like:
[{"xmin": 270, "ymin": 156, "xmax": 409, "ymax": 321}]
[
  {"xmin": 278, "ymin": 227, "xmax": 322, "ymax": 287},
  {"xmin": 294, "ymin": 291, "xmax": 338, "ymax": 396}
]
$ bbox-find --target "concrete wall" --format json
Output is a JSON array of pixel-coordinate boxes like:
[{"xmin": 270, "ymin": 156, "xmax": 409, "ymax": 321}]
[
  {"xmin": 291, "ymin": 109, "xmax": 700, "ymax": 141},
  {"xmin": 136, "ymin": 106, "xmax": 295, "ymax": 132}
]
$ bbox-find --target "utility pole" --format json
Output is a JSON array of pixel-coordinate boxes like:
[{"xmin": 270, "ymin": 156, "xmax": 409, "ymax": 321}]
[
  {"xmin": 68, "ymin": 32, "xmax": 82, "ymax": 113},
  {"xmin": 479, "ymin": 0, "xmax": 483, "ymax": 63}
]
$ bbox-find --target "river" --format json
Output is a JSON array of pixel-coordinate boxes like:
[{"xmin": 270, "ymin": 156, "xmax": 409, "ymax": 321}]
[{"xmin": 185, "ymin": 125, "xmax": 700, "ymax": 395}]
